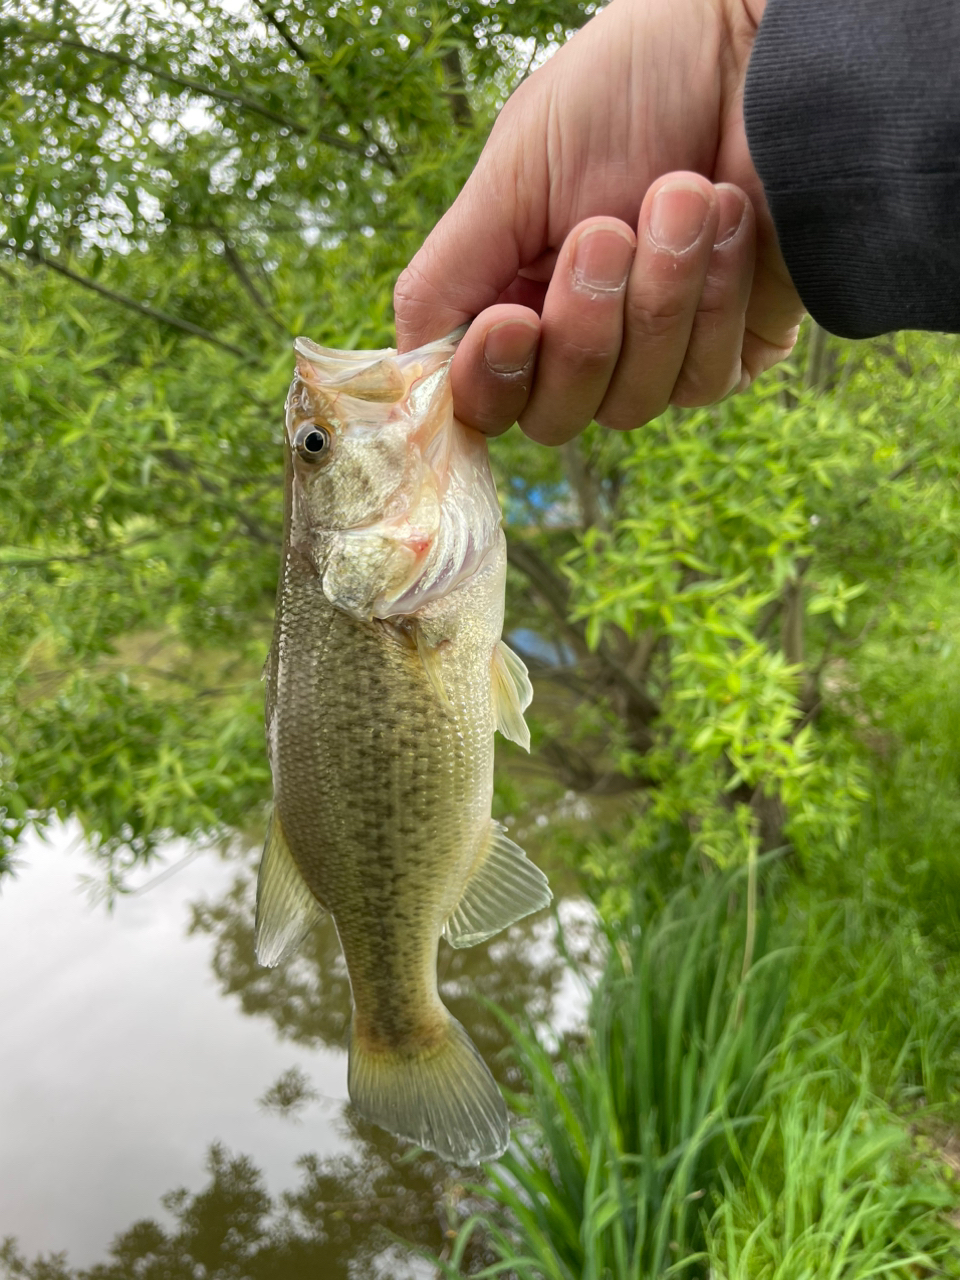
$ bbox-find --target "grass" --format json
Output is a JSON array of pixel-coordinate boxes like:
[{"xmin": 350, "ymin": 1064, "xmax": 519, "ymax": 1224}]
[
  {"xmin": 436, "ymin": 861, "xmax": 960, "ymax": 1279},
  {"xmin": 439, "ymin": 865, "xmax": 793, "ymax": 1278},
  {"xmin": 708, "ymin": 1061, "xmax": 957, "ymax": 1277}
]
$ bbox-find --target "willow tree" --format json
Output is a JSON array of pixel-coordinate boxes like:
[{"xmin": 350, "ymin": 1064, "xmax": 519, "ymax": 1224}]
[{"xmin": 3, "ymin": 1, "xmax": 959, "ymax": 898}]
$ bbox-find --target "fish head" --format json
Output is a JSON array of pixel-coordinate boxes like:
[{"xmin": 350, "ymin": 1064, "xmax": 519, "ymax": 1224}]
[
  {"xmin": 286, "ymin": 340, "xmax": 423, "ymax": 525},
  {"xmin": 285, "ymin": 331, "xmax": 502, "ymax": 621}
]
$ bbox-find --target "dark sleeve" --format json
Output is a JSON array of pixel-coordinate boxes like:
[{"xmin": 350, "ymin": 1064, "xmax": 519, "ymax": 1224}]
[{"xmin": 743, "ymin": 0, "xmax": 960, "ymax": 339}]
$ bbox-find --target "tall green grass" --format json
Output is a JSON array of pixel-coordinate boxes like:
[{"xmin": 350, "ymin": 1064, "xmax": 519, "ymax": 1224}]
[
  {"xmin": 708, "ymin": 1060, "xmax": 958, "ymax": 1277},
  {"xmin": 441, "ymin": 867, "xmax": 793, "ymax": 1278},
  {"xmin": 438, "ymin": 867, "xmax": 960, "ymax": 1278}
]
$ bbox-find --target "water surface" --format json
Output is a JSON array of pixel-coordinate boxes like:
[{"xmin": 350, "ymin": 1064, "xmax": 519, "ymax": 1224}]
[{"xmin": 0, "ymin": 825, "xmax": 597, "ymax": 1276}]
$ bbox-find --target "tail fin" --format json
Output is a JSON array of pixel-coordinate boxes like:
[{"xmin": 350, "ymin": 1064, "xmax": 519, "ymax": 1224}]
[{"xmin": 348, "ymin": 1014, "xmax": 509, "ymax": 1164}]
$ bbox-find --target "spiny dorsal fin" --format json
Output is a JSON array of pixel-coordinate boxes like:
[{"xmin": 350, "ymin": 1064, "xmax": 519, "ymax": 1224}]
[
  {"xmin": 349, "ymin": 1012, "xmax": 509, "ymax": 1164},
  {"xmin": 255, "ymin": 811, "xmax": 326, "ymax": 967},
  {"xmin": 491, "ymin": 639, "xmax": 533, "ymax": 751},
  {"xmin": 443, "ymin": 821, "xmax": 551, "ymax": 949}
]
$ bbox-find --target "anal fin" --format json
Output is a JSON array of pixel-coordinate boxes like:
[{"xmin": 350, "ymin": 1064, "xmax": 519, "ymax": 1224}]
[
  {"xmin": 443, "ymin": 821, "xmax": 551, "ymax": 949},
  {"xmin": 491, "ymin": 640, "xmax": 533, "ymax": 751},
  {"xmin": 255, "ymin": 811, "xmax": 327, "ymax": 967}
]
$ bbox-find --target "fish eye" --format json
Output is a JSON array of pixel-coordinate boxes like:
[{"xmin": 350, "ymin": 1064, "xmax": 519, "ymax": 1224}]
[{"xmin": 293, "ymin": 422, "xmax": 332, "ymax": 464}]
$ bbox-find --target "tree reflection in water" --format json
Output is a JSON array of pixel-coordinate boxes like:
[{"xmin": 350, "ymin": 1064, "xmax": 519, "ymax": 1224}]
[
  {"xmin": 1, "ymin": 1136, "xmax": 498, "ymax": 1279},
  {"xmin": 2, "ymin": 861, "xmax": 600, "ymax": 1279},
  {"xmin": 187, "ymin": 861, "xmax": 598, "ymax": 1088}
]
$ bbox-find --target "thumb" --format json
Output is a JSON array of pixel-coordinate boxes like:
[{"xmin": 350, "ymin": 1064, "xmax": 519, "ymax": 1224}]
[{"xmin": 393, "ymin": 120, "xmax": 544, "ymax": 352}]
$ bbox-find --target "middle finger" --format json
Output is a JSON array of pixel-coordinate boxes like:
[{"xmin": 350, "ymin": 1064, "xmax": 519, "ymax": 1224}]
[
  {"xmin": 517, "ymin": 217, "xmax": 637, "ymax": 446},
  {"xmin": 597, "ymin": 173, "xmax": 720, "ymax": 431}
]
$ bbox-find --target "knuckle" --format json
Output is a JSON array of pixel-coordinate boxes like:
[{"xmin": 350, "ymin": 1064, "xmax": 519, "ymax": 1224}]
[
  {"xmin": 690, "ymin": 285, "xmax": 730, "ymax": 324},
  {"xmin": 393, "ymin": 259, "xmax": 430, "ymax": 316},
  {"xmin": 672, "ymin": 356, "xmax": 741, "ymax": 408},
  {"xmin": 623, "ymin": 290, "xmax": 691, "ymax": 342},
  {"xmin": 551, "ymin": 334, "xmax": 615, "ymax": 377},
  {"xmin": 596, "ymin": 408, "xmax": 642, "ymax": 432},
  {"xmin": 519, "ymin": 400, "xmax": 586, "ymax": 446},
  {"xmin": 596, "ymin": 392, "xmax": 666, "ymax": 433}
]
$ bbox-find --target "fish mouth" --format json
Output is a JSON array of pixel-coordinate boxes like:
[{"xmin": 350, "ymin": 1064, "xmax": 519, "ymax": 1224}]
[
  {"xmin": 291, "ymin": 327, "xmax": 468, "ymax": 408},
  {"xmin": 293, "ymin": 326, "xmax": 467, "ymax": 368}
]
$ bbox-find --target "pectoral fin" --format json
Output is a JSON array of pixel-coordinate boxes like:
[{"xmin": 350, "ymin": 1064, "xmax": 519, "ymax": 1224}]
[
  {"xmin": 415, "ymin": 626, "xmax": 453, "ymax": 711},
  {"xmin": 491, "ymin": 639, "xmax": 533, "ymax": 751},
  {"xmin": 443, "ymin": 821, "xmax": 551, "ymax": 949},
  {"xmin": 255, "ymin": 811, "xmax": 327, "ymax": 967}
]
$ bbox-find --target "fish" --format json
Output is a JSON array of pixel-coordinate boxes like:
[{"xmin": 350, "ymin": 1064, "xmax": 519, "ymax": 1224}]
[{"xmin": 257, "ymin": 327, "xmax": 551, "ymax": 1164}]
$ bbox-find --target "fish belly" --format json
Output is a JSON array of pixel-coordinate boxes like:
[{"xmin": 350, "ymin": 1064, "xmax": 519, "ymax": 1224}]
[{"xmin": 269, "ymin": 556, "xmax": 493, "ymax": 1048}]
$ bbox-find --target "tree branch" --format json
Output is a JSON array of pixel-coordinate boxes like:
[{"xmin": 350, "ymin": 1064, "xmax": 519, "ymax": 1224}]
[
  {"xmin": 561, "ymin": 438, "xmax": 603, "ymax": 530},
  {"xmin": 854, "ymin": 443, "xmax": 935, "ymax": 509},
  {"xmin": 17, "ymin": 29, "xmax": 309, "ymax": 135},
  {"xmin": 507, "ymin": 538, "xmax": 589, "ymax": 654},
  {"xmin": 251, "ymin": 1, "xmax": 401, "ymax": 173},
  {"xmin": 538, "ymin": 738, "xmax": 652, "ymax": 794},
  {"xmin": 217, "ymin": 233, "xmax": 287, "ymax": 333},
  {"xmin": 17, "ymin": 28, "xmax": 376, "ymax": 161},
  {"xmin": 514, "ymin": 39, "xmax": 541, "ymax": 87},
  {"xmin": 804, "ymin": 321, "xmax": 831, "ymax": 393},
  {"xmin": 157, "ymin": 449, "xmax": 279, "ymax": 548},
  {"xmin": 442, "ymin": 47, "xmax": 473, "ymax": 128},
  {"xmin": 780, "ymin": 576, "xmax": 804, "ymax": 668},
  {"xmin": 507, "ymin": 536, "xmax": 660, "ymax": 721},
  {"xmin": 252, "ymin": 1, "xmax": 315, "ymax": 69},
  {"xmin": 21, "ymin": 247, "xmax": 254, "ymax": 361}
]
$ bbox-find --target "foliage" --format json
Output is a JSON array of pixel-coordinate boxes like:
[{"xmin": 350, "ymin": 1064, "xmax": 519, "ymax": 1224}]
[
  {"xmin": 707, "ymin": 1065, "xmax": 959, "ymax": 1278},
  {"xmin": 438, "ymin": 865, "xmax": 793, "ymax": 1278},
  {"xmin": 439, "ymin": 865, "xmax": 960, "ymax": 1279},
  {"xmin": 560, "ymin": 327, "xmax": 960, "ymax": 906},
  {"xmin": 5, "ymin": 1, "xmax": 960, "ymax": 902}
]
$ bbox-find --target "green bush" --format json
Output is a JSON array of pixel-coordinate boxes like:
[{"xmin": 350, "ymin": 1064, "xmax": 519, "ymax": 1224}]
[{"xmin": 707, "ymin": 1062, "xmax": 960, "ymax": 1277}]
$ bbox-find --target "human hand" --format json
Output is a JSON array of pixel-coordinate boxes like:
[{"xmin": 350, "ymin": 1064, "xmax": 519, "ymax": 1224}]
[{"xmin": 394, "ymin": 0, "xmax": 804, "ymax": 444}]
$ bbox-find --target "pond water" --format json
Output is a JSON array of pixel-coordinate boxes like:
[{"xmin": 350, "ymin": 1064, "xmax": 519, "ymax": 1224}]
[{"xmin": 0, "ymin": 824, "xmax": 598, "ymax": 1278}]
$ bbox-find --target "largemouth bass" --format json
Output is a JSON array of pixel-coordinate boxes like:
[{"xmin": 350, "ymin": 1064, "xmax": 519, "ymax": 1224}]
[{"xmin": 257, "ymin": 329, "xmax": 551, "ymax": 1164}]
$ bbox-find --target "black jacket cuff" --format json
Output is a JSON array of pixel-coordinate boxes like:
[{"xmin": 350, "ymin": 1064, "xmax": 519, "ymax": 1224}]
[{"xmin": 744, "ymin": 0, "xmax": 960, "ymax": 339}]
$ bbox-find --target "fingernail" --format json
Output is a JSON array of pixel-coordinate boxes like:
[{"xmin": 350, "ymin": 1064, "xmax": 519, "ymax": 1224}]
[
  {"xmin": 483, "ymin": 319, "xmax": 538, "ymax": 374},
  {"xmin": 715, "ymin": 187, "xmax": 746, "ymax": 247},
  {"xmin": 572, "ymin": 225, "xmax": 635, "ymax": 293},
  {"xmin": 649, "ymin": 184, "xmax": 710, "ymax": 254}
]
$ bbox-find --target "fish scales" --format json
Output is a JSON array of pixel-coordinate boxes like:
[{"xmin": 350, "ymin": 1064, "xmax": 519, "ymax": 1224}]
[
  {"xmin": 257, "ymin": 330, "xmax": 551, "ymax": 1164},
  {"xmin": 272, "ymin": 570, "xmax": 490, "ymax": 1043}
]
